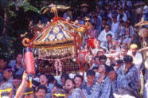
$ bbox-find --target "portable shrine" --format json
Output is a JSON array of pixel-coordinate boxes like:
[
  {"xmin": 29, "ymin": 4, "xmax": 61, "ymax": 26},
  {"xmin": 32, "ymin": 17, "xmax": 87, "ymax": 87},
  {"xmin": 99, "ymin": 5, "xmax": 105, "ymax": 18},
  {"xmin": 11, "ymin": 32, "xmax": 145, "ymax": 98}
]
[{"xmin": 22, "ymin": 4, "xmax": 87, "ymax": 75}]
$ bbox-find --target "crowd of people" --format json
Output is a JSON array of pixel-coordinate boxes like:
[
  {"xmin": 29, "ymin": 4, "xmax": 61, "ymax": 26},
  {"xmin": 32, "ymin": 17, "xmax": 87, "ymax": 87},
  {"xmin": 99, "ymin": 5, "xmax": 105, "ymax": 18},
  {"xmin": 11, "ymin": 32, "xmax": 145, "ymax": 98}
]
[{"xmin": 0, "ymin": 0, "xmax": 148, "ymax": 98}]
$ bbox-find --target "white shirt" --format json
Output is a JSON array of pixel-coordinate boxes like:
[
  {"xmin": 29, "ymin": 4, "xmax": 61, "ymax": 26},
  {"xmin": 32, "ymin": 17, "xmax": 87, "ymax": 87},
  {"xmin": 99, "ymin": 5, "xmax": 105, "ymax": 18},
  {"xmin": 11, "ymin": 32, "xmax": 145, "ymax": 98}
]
[
  {"xmin": 118, "ymin": 25, "xmax": 126, "ymax": 37},
  {"xmin": 111, "ymin": 21, "xmax": 120, "ymax": 38},
  {"xmin": 127, "ymin": 51, "xmax": 143, "ymax": 70},
  {"xmin": 98, "ymin": 30, "xmax": 114, "ymax": 42}
]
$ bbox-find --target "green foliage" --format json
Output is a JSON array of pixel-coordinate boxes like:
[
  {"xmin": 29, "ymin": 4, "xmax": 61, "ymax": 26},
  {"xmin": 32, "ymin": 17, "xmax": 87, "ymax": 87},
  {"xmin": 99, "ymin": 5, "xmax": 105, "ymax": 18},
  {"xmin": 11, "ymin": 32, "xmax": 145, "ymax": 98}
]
[
  {"xmin": 0, "ymin": 0, "xmax": 80, "ymax": 59},
  {"xmin": 21, "ymin": 1, "xmax": 39, "ymax": 13},
  {"xmin": 0, "ymin": 36, "xmax": 16, "ymax": 59}
]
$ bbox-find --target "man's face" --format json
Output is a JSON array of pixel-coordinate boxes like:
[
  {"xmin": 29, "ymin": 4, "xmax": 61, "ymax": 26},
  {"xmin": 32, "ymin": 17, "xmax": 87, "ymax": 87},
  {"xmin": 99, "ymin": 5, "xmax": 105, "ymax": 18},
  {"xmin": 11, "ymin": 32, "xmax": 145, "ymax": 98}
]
[
  {"xmin": 125, "ymin": 21, "xmax": 130, "ymax": 27},
  {"xmin": 95, "ymin": 58, "xmax": 100, "ymax": 64},
  {"xmin": 0, "ymin": 59, "xmax": 7, "ymax": 69},
  {"xmin": 67, "ymin": 10, "xmax": 72, "ymax": 15},
  {"xmin": 39, "ymin": 75, "xmax": 48, "ymax": 85},
  {"xmin": 74, "ymin": 77, "xmax": 83, "ymax": 88},
  {"xmin": 65, "ymin": 79, "xmax": 74, "ymax": 90},
  {"xmin": 16, "ymin": 54, "xmax": 23, "ymax": 64},
  {"xmin": 97, "ymin": 50, "xmax": 105, "ymax": 56},
  {"xmin": 98, "ymin": 65, "xmax": 106, "ymax": 74},
  {"xmin": 35, "ymin": 89, "xmax": 46, "ymax": 98},
  {"xmin": 106, "ymin": 36, "xmax": 112, "ymax": 41},
  {"xmin": 3, "ymin": 70, "xmax": 12, "ymax": 80},
  {"xmin": 87, "ymin": 75, "xmax": 95, "ymax": 85},
  {"xmin": 108, "ymin": 71, "xmax": 117, "ymax": 81},
  {"xmin": 105, "ymin": 26, "xmax": 110, "ymax": 32},
  {"xmin": 121, "ymin": 49, "xmax": 127, "ymax": 56},
  {"xmin": 102, "ymin": 20, "xmax": 107, "ymax": 24},
  {"xmin": 131, "ymin": 48, "xmax": 137, "ymax": 54},
  {"xmin": 113, "ymin": 17, "xmax": 117, "ymax": 22},
  {"xmin": 125, "ymin": 62, "xmax": 133, "ymax": 68},
  {"xmin": 99, "ymin": 59, "xmax": 106, "ymax": 65}
]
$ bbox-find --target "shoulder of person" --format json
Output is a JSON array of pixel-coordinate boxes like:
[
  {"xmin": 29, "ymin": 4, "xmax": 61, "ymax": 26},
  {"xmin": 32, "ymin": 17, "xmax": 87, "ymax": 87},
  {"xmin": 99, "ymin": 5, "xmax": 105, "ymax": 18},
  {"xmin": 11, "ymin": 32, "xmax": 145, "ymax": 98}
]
[
  {"xmin": 100, "ymin": 30, "xmax": 105, "ymax": 33},
  {"xmin": 110, "ymin": 31, "xmax": 114, "ymax": 34},
  {"xmin": 136, "ymin": 52, "xmax": 143, "ymax": 56},
  {"xmin": 105, "ymin": 76, "xmax": 110, "ymax": 82},
  {"xmin": 130, "ymin": 66, "xmax": 138, "ymax": 71},
  {"xmin": 74, "ymin": 88, "xmax": 82, "ymax": 93}
]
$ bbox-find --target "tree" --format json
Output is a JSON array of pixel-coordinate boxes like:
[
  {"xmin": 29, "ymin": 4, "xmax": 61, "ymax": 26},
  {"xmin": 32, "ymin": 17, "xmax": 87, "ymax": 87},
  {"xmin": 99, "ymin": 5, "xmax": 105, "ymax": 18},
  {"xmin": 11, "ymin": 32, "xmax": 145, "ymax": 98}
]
[{"xmin": 0, "ymin": 0, "xmax": 40, "ymax": 59}]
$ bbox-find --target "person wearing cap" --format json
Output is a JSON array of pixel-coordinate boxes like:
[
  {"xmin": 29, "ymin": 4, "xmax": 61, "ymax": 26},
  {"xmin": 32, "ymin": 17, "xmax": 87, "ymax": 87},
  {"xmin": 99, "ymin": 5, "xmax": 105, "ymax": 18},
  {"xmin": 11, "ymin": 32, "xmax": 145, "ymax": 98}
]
[
  {"xmin": 127, "ymin": 44, "xmax": 143, "ymax": 71},
  {"xmin": 128, "ymin": 44, "xmax": 145, "ymax": 97},
  {"xmin": 116, "ymin": 55, "xmax": 140, "ymax": 97}
]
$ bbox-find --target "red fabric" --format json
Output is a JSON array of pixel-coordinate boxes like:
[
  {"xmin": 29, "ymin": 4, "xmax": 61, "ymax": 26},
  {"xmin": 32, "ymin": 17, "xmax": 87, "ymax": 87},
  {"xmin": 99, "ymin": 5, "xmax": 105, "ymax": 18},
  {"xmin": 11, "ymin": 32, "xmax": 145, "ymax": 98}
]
[
  {"xmin": 53, "ymin": 17, "xmax": 64, "ymax": 22},
  {"xmin": 87, "ymin": 38, "xmax": 96, "ymax": 48}
]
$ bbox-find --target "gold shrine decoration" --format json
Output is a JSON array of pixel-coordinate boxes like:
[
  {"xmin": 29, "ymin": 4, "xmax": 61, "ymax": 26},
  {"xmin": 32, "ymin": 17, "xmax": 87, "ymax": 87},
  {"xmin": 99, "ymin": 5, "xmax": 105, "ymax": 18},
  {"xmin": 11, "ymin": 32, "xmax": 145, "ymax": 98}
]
[
  {"xmin": 76, "ymin": 26, "xmax": 86, "ymax": 33},
  {"xmin": 42, "ymin": 4, "xmax": 70, "ymax": 17},
  {"xmin": 22, "ymin": 38, "xmax": 31, "ymax": 47},
  {"xmin": 37, "ymin": 45, "xmax": 75, "ymax": 59},
  {"xmin": 32, "ymin": 39, "xmax": 74, "ymax": 47}
]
